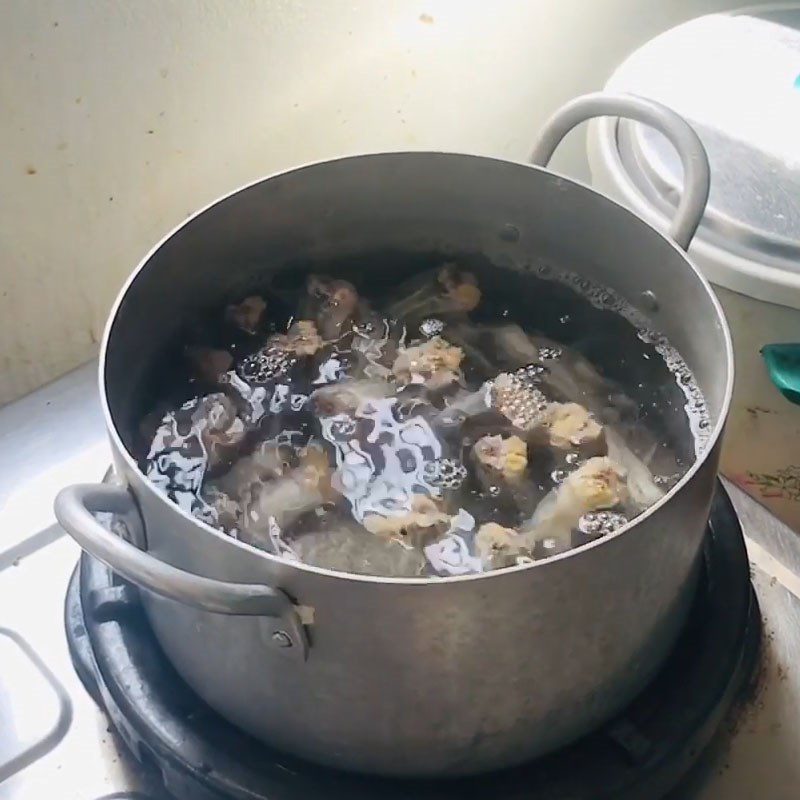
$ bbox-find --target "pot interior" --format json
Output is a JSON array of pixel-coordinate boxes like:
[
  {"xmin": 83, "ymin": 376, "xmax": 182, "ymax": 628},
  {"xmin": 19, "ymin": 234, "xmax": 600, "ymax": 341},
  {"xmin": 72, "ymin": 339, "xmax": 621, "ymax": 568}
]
[{"xmin": 104, "ymin": 152, "xmax": 730, "ymax": 471}]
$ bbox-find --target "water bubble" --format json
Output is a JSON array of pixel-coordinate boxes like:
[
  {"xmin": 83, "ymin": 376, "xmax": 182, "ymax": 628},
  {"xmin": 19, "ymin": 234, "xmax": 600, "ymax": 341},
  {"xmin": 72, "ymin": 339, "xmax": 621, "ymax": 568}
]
[
  {"xmin": 551, "ymin": 468, "xmax": 568, "ymax": 483},
  {"xmin": 488, "ymin": 485, "xmax": 501, "ymax": 497},
  {"xmin": 565, "ymin": 452, "xmax": 580, "ymax": 466},
  {"xmin": 539, "ymin": 346, "xmax": 562, "ymax": 361},
  {"xmin": 420, "ymin": 318, "xmax": 445, "ymax": 338},
  {"xmin": 640, "ymin": 290, "xmax": 659, "ymax": 311},
  {"xmin": 542, "ymin": 538, "xmax": 560, "ymax": 551},
  {"xmin": 423, "ymin": 458, "xmax": 468, "ymax": 489},
  {"xmin": 654, "ymin": 473, "xmax": 677, "ymax": 487},
  {"xmin": 514, "ymin": 363, "xmax": 547, "ymax": 383},
  {"xmin": 574, "ymin": 277, "xmax": 591, "ymax": 292},
  {"xmin": 599, "ymin": 290, "xmax": 616, "ymax": 308},
  {"xmin": 238, "ymin": 347, "xmax": 294, "ymax": 384},
  {"xmin": 559, "ymin": 314, "xmax": 571, "ymax": 324},
  {"xmin": 578, "ymin": 511, "xmax": 628, "ymax": 537}
]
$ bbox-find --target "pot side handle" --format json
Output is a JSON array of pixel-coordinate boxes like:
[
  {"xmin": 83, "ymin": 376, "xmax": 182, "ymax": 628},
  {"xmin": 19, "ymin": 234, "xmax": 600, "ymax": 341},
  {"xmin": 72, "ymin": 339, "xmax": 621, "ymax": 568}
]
[
  {"xmin": 530, "ymin": 92, "xmax": 710, "ymax": 252},
  {"xmin": 55, "ymin": 483, "xmax": 308, "ymax": 659}
]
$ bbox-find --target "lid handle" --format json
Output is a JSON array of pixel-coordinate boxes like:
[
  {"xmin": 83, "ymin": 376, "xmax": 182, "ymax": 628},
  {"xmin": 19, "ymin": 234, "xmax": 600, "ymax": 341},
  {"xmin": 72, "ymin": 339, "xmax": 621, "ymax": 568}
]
[{"xmin": 530, "ymin": 92, "xmax": 710, "ymax": 251}]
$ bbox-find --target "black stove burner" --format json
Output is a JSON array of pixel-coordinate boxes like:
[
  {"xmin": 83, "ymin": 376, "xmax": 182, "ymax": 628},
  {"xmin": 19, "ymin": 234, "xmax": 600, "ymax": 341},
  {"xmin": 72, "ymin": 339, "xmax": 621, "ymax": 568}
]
[{"xmin": 65, "ymin": 484, "xmax": 760, "ymax": 800}]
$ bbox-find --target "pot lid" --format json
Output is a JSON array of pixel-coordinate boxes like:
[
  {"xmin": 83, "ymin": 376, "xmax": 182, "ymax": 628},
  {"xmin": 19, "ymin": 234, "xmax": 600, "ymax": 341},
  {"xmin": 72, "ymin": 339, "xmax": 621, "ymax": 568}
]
[{"xmin": 605, "ymin": 8, "xmax": 800, "ymax": 270}]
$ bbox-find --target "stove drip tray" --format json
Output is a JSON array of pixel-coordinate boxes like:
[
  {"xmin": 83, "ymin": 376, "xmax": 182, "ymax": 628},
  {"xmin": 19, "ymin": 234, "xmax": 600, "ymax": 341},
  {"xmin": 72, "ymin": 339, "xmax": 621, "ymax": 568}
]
[{"xmin": 65, "ymin": 485, "xmax": 760, "ymax": 800}]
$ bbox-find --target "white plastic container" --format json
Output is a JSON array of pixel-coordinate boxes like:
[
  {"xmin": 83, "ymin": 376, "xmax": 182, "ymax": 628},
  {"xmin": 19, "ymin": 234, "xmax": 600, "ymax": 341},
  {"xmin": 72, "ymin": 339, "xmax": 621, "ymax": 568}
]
[{"xmin": 587, "ymin": 7, "xmax": 800, "ymax": 530}]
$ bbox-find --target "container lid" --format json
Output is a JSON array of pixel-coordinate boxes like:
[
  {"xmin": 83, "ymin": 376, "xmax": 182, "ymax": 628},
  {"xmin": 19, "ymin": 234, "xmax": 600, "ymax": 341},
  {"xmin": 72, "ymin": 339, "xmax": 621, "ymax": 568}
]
[{"xmin": 604, "ymin": 8, "xmax": 800, "ymax": 273}]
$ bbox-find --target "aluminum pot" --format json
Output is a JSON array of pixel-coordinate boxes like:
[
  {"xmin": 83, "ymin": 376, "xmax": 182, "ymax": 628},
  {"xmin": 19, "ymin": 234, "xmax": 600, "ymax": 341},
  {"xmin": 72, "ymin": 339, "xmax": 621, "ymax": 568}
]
[{"xmin": 55, "ymin": 94, "xmax": 732, "ymax": 777}]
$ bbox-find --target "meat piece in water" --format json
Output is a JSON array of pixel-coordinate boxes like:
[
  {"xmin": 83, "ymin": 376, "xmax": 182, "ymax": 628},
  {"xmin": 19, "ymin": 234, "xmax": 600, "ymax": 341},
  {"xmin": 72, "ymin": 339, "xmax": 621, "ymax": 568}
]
[
  {"xmin": 186, "ymin": 347, "xmax": 233, "ymax": 385},
  {"xmin": 433, "ymin": 385, "xmax": 493, "ymax": 432},
  {"xmin": 304, "ymin": 275, "xmax": 360, "ymax": 341},
  {"xmin": 269, "ymin": 320, "xmax": 323, "ymax": 356},
  {"xmin": 184, "ymin": 347, "xmax": 277, "ymax": 427},
  {"xmin": 310, "ymin": 379, "xmax": 394, "ymax": 418},
  {"xmin": 350, "ymin": 314, "xmax": 403, "ymax": 381},
  {"xmin": 475, "ymin": 522, "xmax": 529, "ymax": 569},
  {"xmin": 470, "ymin": 432, "xmax": 542, "ymax": 518},
  {"xmin": 392, "ymin": 335, "xmax": 464, "ymax": 392},
  {"xmin": 290, "ymin": 523, "xmax": 427, "ymax": 577},
  {"xmin": 535, "ymin": 402, "xmax": 607, "ymax": 457},
  {"xmin": 472, "ymin": 434, "xmax": 528, "ymax": 483},
  {"xmin": 478, "ymin": 325, "xmax": 620, "ymax": 416},
  {"xmin": 386, "ymin": 264, "xmax": 481, "ymax": 324},
  {"xmin": 530, "ymin": 335, "xmax": 616, "ymax": 414},
  {"xmin": 225, "ymin": 296, "xmax": 267, "ymax": 334},
  {"xmin": 234, "ymin": 320, "xmax": 324, "ymax": 388},
  {"xmin": 214, "ymin": 439, "xmax": 294, "ymax": 500},
  {"xmin": 521, "ymin": 456, "xmax": 629, "ymax": 549},
  {"xmin": 238, "ymin": 444, "xmax": 334, "ymax": 551},
  {"xmin": 146, "ymin": 393, "xmax": 246, "ymax": 515},
  {"xmin": 604, "ymin": 426, "xmax": 664, "ymax": 510},
  {"xmin": 200, "ymin": 484, "xmax": 241, "ymax": 533},
  {"xmin": 363, "ymin": 494, "xmax": 451, "ymax": 548}
]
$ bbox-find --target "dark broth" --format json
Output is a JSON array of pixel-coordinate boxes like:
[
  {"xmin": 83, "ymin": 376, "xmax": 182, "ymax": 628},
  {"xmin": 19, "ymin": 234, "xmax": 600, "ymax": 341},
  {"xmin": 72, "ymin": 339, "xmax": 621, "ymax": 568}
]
[{"xmin": 137, "ymin": 254, "xmax": 706, "ymax": 577}]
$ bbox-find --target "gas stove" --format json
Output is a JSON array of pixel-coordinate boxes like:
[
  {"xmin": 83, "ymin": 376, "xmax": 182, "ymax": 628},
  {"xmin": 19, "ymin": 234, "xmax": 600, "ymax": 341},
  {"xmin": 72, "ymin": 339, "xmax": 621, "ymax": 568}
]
[{"xmin": 2, "ymin": 364, "xmax": 800, "ymax": 799}]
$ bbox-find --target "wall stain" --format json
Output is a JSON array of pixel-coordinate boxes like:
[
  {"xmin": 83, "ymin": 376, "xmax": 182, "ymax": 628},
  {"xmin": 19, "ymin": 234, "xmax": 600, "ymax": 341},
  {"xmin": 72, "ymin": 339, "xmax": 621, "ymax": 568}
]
[{"xmin": 746, "ymin": 406, "xmax": 775, "ymax": 417}]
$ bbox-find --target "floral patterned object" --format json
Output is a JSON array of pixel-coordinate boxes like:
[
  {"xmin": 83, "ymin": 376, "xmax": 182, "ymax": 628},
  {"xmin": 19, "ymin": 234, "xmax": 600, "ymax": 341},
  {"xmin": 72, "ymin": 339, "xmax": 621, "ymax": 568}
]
[{"xmin": 744, "ymin": 466, "xmax": 800, "ymax": 502}]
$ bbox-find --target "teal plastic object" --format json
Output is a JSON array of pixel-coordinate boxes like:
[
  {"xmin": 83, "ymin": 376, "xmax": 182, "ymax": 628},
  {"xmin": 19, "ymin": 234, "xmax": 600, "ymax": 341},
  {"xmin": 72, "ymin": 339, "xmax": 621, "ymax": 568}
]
[{"xmin": 761, "ymin": 343, "xmax": 800, "ymax": 406}]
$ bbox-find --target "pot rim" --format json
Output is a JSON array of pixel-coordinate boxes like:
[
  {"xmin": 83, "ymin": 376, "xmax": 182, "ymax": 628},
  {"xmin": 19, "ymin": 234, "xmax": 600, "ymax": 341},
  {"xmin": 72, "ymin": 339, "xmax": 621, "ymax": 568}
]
[{"xmin": 99, "ymin": 150, "xmax": 734, "ymax": 585}]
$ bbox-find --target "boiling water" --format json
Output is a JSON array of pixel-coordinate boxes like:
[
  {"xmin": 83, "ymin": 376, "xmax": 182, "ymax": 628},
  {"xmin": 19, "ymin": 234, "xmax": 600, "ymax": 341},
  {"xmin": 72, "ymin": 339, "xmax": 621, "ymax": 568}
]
[{"xmin": 138, "ymin": 258, "xmax": 709, "ymax": 578}]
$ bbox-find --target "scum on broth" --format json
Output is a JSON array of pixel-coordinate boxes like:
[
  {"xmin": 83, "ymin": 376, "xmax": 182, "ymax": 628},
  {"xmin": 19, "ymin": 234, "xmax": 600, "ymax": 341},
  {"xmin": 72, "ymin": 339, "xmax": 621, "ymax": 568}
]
[{"xmin": 138, "ymin": 259, "xmax": 709, "ymax": 578}]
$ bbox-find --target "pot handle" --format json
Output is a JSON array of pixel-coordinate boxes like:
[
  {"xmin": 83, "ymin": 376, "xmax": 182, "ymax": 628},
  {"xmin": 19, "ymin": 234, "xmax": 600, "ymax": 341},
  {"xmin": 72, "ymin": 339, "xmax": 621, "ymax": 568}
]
[
  {"xmin": 55, "ymin": 483, "xmax": 308, "ymax": 658},
  {"xmin": 530, "ymin": 92, "xmax": 710, "ymax": 252}
]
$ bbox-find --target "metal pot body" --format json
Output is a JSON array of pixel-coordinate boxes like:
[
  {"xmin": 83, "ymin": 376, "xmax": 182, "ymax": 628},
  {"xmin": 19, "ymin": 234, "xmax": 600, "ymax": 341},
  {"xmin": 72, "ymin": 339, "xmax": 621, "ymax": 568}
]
[
  {"xmin": 127, "ymin": 453, "xmax": 717, "ymax": 776},
  {"xmin": 56, "ymin": 97, "xmax": 732, "ymax": 776}
]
